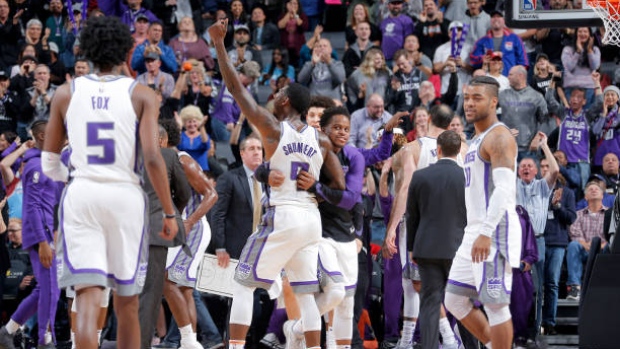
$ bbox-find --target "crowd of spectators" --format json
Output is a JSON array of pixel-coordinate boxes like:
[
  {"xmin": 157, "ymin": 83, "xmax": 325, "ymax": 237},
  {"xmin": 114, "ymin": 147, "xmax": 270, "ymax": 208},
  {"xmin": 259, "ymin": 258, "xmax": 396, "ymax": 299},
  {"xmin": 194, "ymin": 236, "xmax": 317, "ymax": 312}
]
[{"xmin": 0, "ymin": 0, "xmax": 620, "ymax": 348}]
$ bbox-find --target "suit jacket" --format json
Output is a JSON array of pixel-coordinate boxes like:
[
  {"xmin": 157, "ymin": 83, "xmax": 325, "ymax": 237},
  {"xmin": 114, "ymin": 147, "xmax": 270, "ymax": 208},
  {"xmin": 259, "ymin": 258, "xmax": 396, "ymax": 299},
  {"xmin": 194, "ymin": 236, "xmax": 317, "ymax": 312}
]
[
  {"xmin": 407, "ymin": 158, "xmax": 467, "ymax": 260},
  {"xmin": 250, "ymin": 22, "xmax": 281, "ymax": 50},
  {"xmin": 211, "ymin": 165, "xmax": 255, "ymax": 259},
  {"xmin": 143, "ymin": 148, "xmax": 191, "ymax": 247}
]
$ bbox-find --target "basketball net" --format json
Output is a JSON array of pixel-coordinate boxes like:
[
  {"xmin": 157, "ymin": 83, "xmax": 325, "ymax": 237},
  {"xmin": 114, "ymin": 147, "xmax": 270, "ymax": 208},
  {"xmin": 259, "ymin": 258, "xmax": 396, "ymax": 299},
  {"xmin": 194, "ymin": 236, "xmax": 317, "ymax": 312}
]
[{"xmin": 588, "ymin": 0, "xmax": 620, "ymax": 46}]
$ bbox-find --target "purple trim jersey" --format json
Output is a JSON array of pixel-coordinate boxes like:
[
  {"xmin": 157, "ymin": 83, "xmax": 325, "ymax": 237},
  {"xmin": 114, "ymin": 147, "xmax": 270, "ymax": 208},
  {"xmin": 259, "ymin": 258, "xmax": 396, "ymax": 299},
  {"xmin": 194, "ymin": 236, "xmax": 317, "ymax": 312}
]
[{"xmin": 558, "ymin": 113, "xmax": 590, "ymax": 163}]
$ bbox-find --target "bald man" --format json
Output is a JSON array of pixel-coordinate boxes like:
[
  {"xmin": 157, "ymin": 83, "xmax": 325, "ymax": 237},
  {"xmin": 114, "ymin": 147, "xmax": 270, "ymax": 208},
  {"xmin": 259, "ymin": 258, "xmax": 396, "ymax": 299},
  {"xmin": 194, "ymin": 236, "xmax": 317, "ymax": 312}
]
[{"xmin": 499, "ymin": 65, "xmax": 548, "ymax": 160}]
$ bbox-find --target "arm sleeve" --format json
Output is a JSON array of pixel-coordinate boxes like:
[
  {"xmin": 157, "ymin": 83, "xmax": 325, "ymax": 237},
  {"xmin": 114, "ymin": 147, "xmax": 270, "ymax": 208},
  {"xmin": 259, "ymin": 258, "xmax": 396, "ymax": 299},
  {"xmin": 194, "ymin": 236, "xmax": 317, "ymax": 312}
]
[{"xmin": 479, "ymin": 167, "xmax": 517, "ymax": 237}]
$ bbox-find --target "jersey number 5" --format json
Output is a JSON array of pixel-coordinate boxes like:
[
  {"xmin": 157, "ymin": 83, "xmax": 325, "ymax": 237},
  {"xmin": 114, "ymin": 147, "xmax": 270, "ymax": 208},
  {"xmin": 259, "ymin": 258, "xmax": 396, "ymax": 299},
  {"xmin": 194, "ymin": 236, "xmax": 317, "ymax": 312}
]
[{"xmin": 87, "ymin": 122, "xmax": 115, "ymax": 165}]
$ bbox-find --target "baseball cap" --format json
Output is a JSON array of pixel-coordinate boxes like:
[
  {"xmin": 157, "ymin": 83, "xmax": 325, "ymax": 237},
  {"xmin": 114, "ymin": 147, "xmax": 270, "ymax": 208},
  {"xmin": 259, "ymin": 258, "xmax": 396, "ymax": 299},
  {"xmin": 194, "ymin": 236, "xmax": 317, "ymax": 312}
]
[
  {"xmin": 144, "ymin": 51, "xmax": 160, "ymax": 61},
  {"xmin": 135, "ymin": 13, "xmax": 150, "ymax": 23},
  {"xmin": 49, "ymin": 42, "xmax": 59, "ymax": 54},
  {"xmin": 535, "ymin": 53, "xmax": 549, "ymax": 62},
  {"xmin": 490, "ymin": 52, "xmax": 502, "ymax": 60},
  {"xmin": 490, "ymin": 9, "xmax": 504, "ymax": 17},
  {"xmin": 234, "ymin": 24, "xmax": 250, "ymax": 33},
  {"xmin": 239, "ymin": 61, "xmax": 261, "ymax": 79},
  {"xmin": 604, "ymin": 85, "xmax": 620, "ymax": 99},
  {"xmin": 448, "ymin": 21, "xmax": 464, "ymax": 30},
  {"xmin": 388, "ymin": 0, "xmax": 404, "ymax": 4},
  {"xmin": 0, "ymin": 71, "xmax": 8, "ymax": 80}
]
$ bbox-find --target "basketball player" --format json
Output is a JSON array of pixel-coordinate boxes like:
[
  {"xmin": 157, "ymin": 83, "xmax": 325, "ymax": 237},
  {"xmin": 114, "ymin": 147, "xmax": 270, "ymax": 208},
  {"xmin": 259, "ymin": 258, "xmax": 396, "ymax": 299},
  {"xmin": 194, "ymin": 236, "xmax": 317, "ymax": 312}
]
[
  {"xmin": 42, "ymin": 17, "xmax": 179, "ymax": 349},
  {"xmin": 161, "ymin": 117, "xmax": 218, "ymax": 349},
  {"xmin": 208, "ymin": 19, "xmax": 345, "ymax": 349},
  {"xmin": 444, "ymin": 76, "xmax": 520, "ymax": 349},
  {"xmin": 381, "ymin": 104, "xmax": 463, "ymax": 349}
]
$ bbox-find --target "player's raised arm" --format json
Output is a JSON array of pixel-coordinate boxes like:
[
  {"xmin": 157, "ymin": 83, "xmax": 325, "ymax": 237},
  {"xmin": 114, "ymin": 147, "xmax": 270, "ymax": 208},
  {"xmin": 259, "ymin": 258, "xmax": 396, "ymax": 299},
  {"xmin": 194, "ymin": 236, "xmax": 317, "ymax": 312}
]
[
  {"xmin": 208, "ymin": 19, "xmax": 279, "ymax": 142},
  {"xmin": 134, "ymin": 84, "xmax": 179, "ymax": 241}
]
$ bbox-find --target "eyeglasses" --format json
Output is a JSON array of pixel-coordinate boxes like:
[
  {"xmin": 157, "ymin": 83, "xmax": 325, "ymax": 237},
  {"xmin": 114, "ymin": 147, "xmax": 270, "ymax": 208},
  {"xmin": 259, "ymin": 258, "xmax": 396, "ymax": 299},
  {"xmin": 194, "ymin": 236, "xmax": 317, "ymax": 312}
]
[{"xmin": 7, "ymin": 229, "xmax": 20, "ymax": 234}]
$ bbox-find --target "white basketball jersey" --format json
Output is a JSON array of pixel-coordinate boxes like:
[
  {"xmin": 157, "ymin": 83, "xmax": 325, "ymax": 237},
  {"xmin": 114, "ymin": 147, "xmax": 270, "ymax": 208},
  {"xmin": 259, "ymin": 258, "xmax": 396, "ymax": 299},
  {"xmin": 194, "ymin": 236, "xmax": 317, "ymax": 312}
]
[
  {"xmin": 417, "ymin": 135, "xmax": 463, "ymax": 169},
  {"xmin": 460, "ymin": 122, "xmax": 521, "ymax": 267},
  {"xmin": 266, "ymin": 122, "xmax": 323, "ymax": 207},
  {"xmin": 66, "ymin": 75, "xmax": 141, "ymax": 184},
  {"xmin": 417, "ymin": 137, "xmax": 438, "ymax": 169}
]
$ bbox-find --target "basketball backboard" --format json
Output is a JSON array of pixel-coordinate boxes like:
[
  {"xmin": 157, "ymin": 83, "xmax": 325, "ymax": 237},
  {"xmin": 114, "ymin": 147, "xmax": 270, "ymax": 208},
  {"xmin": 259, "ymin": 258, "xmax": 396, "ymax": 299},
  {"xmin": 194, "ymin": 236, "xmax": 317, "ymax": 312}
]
[{"xmin": 505, "ymin": 0, "xmax": 604, "ymax": 28}]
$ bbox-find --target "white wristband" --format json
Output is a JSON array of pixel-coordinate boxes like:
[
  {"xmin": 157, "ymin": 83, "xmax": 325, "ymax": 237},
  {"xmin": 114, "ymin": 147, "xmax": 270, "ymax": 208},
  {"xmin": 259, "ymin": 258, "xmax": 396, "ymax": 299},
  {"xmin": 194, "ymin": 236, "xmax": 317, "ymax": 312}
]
[{"xmin": 42, "ymin": 151, "xmax": 69, "ymax": 182}]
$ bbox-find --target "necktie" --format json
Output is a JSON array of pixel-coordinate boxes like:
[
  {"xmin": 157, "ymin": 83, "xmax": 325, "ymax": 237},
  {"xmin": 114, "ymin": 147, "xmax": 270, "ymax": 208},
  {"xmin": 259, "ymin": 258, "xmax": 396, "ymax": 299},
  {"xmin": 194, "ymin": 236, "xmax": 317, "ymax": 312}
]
[{"xmin": 252, "ymin": 176, "xmax": 262, "ymax": 233}]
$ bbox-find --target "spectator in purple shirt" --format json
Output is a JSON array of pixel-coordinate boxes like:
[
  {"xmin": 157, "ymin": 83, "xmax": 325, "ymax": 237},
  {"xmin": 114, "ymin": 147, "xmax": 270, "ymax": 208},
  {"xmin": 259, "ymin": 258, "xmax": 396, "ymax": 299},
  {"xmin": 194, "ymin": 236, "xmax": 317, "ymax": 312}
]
[
  {"xmin": 0, "ymin": 120, "xmax": 61, "ymax": 348},
  {"xmin": 101, "ymin": 0, "xmax": 159, "ymax": 33},
  {"xmin": 380, "ymin": 0, "xmax": 415, "ymax": 64}
]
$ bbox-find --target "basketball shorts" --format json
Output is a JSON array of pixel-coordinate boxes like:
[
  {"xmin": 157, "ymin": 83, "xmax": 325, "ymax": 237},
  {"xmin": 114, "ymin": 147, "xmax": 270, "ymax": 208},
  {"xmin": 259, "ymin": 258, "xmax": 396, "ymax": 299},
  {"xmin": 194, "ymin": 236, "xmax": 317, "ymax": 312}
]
[
  {"xmin": 56, "ymin": 179, "xmax": 148, "ymax": 297},
  {"xmin": 446, "ymin": 251, "xmax": 513, "ymax": 305},
  {"xmin": 235, "ymin": 205, "xmax": 321, "ymax": 293},
  {"xmin": 166, "ymin": 217, "xmax": 211, "ymax": 288},
  {"xmin": 318, "ymin": 237, "xmax": 358, "ymax": 296}
]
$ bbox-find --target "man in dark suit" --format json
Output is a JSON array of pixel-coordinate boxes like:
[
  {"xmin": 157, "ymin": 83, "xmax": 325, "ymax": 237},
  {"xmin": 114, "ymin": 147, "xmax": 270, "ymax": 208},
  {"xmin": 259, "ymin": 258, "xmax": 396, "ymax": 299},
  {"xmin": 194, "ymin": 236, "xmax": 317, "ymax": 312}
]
[
  {"xmin": 139, "ymin": 121, "xmax": 191, "ymax": 349},
  {"xmin": 212, "ymin": 135, "xmax": 264, "ymax": 266},
  {"xmin": 249, "ymin": 6, "xmax": 281, "ymax": 51},
  {"xmin": 406, "ymin": 130, "xmax": 467, "ymax": 349}
]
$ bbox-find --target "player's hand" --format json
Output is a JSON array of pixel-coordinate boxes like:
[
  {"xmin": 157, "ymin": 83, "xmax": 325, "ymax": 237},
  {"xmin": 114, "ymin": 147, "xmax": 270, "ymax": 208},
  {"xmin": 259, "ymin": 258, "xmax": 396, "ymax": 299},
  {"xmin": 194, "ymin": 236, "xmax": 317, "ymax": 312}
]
[
  {"xmin": 296, "ymin": 170, "xmax": 316, "ymax": 190},
  {"xmin": 183, "ymin": 220, "xmax": 194, "ymax": 235},
  {"xmin": 521, "ymin": 260, "xmax": 531, "ymax": 272},
  {"xmin": 268, "ymin": 169, "xmax": 285, "ymax": 187},
  {"xmin": 355, "ymin": 238, "xmax": 363, "ymax": 253},
  {"xmin": 160, "ymin": 217, "xmax": 179, "ymax": 241},
  {"xmin": 382, "ymin": 230, "xmax": 397, "ymax": 259},
  {"xmin": 19, "ymin": 275, "xmax": 34, "ymax": 290},
  {"xmin": 216, "ymin": 250, "xmax": 230, "ymax": 268},
  {"xmin": 38, "ymin": 241, "xmax": 53, "ymax": 269},
  {"xmin": 208, "ymin": 18, "xmax": 228, "ymax": 42},
  {"xmin": 471, "ymin": 235, "xmax": 491, "ymax": 263}
]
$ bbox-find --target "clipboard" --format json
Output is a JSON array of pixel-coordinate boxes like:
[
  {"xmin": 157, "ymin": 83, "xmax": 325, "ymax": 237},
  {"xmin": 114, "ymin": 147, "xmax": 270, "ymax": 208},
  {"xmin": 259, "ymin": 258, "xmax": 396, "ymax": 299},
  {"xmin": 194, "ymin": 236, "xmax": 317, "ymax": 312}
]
[{"xmin": 195, "ymin": 254, "xmax": 238, "ymax": 298}]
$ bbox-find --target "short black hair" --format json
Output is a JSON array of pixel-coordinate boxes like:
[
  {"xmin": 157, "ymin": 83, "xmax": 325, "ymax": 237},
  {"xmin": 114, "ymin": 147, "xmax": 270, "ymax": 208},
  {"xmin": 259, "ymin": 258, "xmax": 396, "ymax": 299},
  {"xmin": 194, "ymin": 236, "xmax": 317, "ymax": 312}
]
[
  {"xmin": 430, "ymin": 104, "xmax": 454, "ymax": 129},
  {"xmin": 437, "ymin": 130, "xmax": 461, "ymax": 157},
  {"xmin": 31, "ymin": 120, "xmax": 48, "ymax": 137},
  {"xmin": 309, "ymin": 95, "xmax": 336, "ymax": 110},
  {"xmin": 80, "ymin": 16, "xmax": 134, "ymax": 72},
  {"xmin": 320, "ymin": 106, "xmax": 350, "ymax": 129},
  {"xmin": 469, "ymin": 76, "xmax": 500, "ymax": 98},
  {"xmin": 159, "ymin": 118, "xmax": 181, "ymax": 147},
  {"xmin": 284, "ymin": 83, "xmax": 311, "ymax": 116}
]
